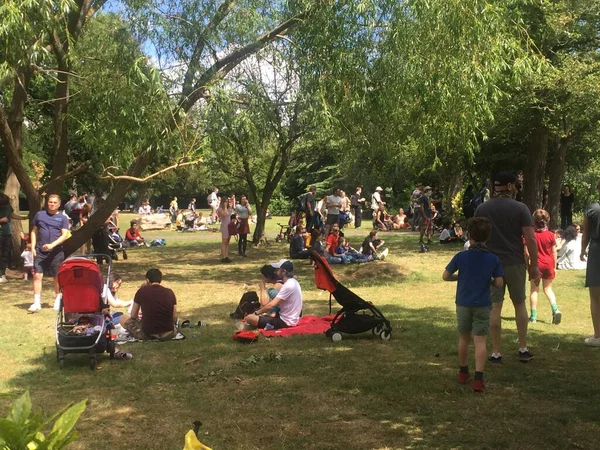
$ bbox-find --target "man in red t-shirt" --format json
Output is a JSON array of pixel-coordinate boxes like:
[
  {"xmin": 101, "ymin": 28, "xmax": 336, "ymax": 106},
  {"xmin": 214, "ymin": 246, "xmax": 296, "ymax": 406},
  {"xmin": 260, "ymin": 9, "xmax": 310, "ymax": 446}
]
[{"xmin": 120, "ymin": 268, "xmax": 178, "ymax": 340}]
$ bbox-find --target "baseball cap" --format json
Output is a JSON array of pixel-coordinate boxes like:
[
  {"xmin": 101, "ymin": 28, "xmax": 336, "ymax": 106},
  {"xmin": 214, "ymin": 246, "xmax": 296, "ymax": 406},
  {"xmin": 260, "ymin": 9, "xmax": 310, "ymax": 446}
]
[
  {"xmin": 494, "ymin": 171, "xmax": 517, "ymax": 186},
  {"xmin": 270, "ymin": 259, "xmax": 294, "ymax": 272},
  {"xmin": 375, "ymin": 186, "xmax": 383, "ymax": 191},
  {"xmin": 424, "ymin": 186, "xmax": 432, "ymax": 191}
]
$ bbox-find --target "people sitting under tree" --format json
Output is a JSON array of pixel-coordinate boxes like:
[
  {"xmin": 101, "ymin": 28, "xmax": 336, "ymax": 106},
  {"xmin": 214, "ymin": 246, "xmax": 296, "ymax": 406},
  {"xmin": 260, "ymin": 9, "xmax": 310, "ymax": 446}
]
[
  {"xmin": 289, "ymin": 225, "xmax": 311, "ymax": 259},
  {"xmin": 119, "ymin": 268, "xmax": 178, "ymax": 340},
  {"xmin": 244, "ymin": 260, "xmax": 303, "ymax": 330},
  {"xmin": 361, "ymin": 230, "xmax": 389, "ymax": 261},
  {"xmin": 393, "ymin": 208, "xmax": 410, "ymax": 229},
  {"xmin": 125, "ymin": 220, "xmax": 148, "ymax": 247}
]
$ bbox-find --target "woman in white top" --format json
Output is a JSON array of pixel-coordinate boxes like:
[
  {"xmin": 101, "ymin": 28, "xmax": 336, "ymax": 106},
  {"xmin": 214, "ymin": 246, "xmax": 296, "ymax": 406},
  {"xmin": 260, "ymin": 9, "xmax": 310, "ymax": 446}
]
[{"xmin": 558, "ymin": 226, "xmax": 586, "ymax": 270}]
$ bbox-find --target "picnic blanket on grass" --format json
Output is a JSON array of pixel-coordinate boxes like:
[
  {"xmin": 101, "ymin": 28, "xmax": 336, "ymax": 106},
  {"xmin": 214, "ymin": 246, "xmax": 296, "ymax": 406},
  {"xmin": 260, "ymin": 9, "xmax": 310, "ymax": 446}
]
[{"xmin": 259, "ymin": 315, "xmax": 335, "ymax": 337}]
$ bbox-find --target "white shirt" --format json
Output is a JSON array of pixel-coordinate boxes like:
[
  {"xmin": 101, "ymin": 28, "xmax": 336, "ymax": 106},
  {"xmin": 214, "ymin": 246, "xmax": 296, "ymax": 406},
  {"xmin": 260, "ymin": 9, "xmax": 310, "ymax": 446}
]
[
  {"xmin": 371, "ymin": 191, "xmax": 382, "ymax": 210},
  {"xmin": 439, "ymin": 229, "xmax": 451, "ymax": 241},
  {"xmin": 557, "ymin": 240, "xmax": 586, "ymax": 270},
  {"xmin": 277, "ymin": 278, "xmax": 303, "ymax": 326},
  {"xmin": 21, "ymin": 250, "xmax": 33, "ymax": 266},
  {"xmin": 326, "ymin": 195, "xmax": 342, "ymax": 215},
  {"xmin": 208, "ymin": 192, "xmax": 218, "ymax": 207}
]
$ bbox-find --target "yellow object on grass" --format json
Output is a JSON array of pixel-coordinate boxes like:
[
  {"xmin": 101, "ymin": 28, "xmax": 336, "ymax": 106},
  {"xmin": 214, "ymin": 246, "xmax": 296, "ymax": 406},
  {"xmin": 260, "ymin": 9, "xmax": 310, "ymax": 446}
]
[{"xmin": 183, "ymin": 429, "xmax": 213, "ymax": 450}]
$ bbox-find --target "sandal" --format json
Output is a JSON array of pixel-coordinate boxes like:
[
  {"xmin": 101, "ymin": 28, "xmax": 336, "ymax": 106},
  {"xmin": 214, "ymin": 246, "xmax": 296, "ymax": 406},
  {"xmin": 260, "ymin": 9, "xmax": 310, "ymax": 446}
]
[
  {"xmin": 114, "ymin": 351, "xmax": 133, "ymax": 360},
  {"xmin": 181, "ymin": 320, "xmax": 208, "ymax": 328}
]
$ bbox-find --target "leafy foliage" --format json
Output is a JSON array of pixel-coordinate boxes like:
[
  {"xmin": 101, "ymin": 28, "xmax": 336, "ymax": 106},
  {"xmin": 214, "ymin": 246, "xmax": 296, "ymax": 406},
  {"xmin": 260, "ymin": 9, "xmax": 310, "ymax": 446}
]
[{"xmin": 0, "ymin": 391, "xmax": 86, "ymax": 450}]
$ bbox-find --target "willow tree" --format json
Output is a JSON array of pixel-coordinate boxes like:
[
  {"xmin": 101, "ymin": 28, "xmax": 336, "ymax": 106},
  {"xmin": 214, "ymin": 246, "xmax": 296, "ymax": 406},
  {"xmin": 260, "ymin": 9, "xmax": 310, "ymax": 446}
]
[{"xmin": 0, "ymin": 0, "xmax": 319, "ymax": 257}]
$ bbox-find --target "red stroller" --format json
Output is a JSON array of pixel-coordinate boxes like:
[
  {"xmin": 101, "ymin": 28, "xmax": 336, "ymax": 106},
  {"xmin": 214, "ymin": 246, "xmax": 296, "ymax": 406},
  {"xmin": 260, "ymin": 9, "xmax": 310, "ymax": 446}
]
[
  {"xmin": 55, "ymin": 255, "xmax": 116, "ymax": 369},
  {"xmin": 309, "ymin": 250, "xmax": 392, "ymax": 341}
]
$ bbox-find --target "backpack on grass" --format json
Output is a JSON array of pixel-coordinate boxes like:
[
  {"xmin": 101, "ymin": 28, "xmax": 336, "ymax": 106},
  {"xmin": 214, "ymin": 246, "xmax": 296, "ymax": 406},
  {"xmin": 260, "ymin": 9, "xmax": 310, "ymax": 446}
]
[{"xmin": 230, "ymin": 291, "xmax": 260, "ymax": 319}]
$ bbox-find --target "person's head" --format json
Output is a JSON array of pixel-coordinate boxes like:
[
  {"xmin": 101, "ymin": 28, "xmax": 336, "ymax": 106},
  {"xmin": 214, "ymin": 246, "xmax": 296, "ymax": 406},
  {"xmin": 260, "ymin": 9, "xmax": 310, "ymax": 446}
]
[
  {"xmin": 573, "ymin": 222, "xmax": 581, "ymax": 235},
  {"xmin": 230, "ymin": 213, "xmax": 237, "ymax": 221},
  {"xmin": 493, "ymin": 171, "xmax": 517, "ymax": 193},
  {"xmin": 562, "ymin": 184, "xmax": 571, "ymax": 194},
  {"xmin": 198, "ymin": 212, "xmax": 203, "ymax": 218},
  {"xmin": 109, "ymin": 273, "xmax": 122, "ymax": 292},
  {"xmin": 145, "ymin": 268, "xmax": 162, "ymax": 284},
  {"xmin": 295, "ymin": 225, "xmax": 305, "ymax": 235},
  {"xmin": 331, "ymin": 224, "xmax": 340, "ymax": 235},
  {"xmin": 423, "ymin": 186, "xmax": 432, "ymax": 197},
  {"xmin": 554, "ymin": 228, "xmax": 563, "ymax": 239},
  {"xmin": 356, "ymin": 186, "xmax": 362, "ymax": 194},
  {"xmin": 192, "ymin": 197, "xmax": 196, "ymax": 202},
  {"xmin": 562, "ymin": 226, "xmax": 577, "ymax": 242},
  {"xmin": 47, "ymin": 194, "xmax": 61, "ymax": 213},
  {"xmin": 173, "ymin": 196, "xmax": 177, "ymax": 201},
  {"xmin": 333, "ymin": 187, "xmax": 340, "ymax": 196},
  {"xmin": 213, "ymin": 187, "xmax": 219, "ymax": 193},
  {"xmin": 369, "ymin": 230, "xmax": 378, "ymax": 239},
  {"xmin": 26, "ymin": 243, "xmax": 32, "ymax": 251},
  {"xmin": 270, "ymin": 259, "xmax": 294, "ymax": 279},
  {"xmin": 130, "ymin": 219, "xmax": 138, "ymax": 229},
  {"xmin": 417, "ymin": 183, "xmax": 423, "ymax": 189},
  {"xmin": 434, "ymin": 186, "xmax": 439, "ymax": 192},
  {"xmin": 0, "ymin": 193, "xmax": 9, "ymax": 207},
  {"xmin": 69, "ymin": 192, "xmax": 77, "ymax": 200},
  {"xmin": 240, "ymin": 195, "xmax": 248, "ymax": 205},
  {"xmin": 375, "ymin": 186, "xmax": 383, "ymax": 193},
  {"xmin": 467, "ymin": 217, "xmax": 492, "ymax": 244},
  {"xmin": 430, "ymin": 204, "xmax": 437, "ymax": 212},
  {"xmin": 399, "ymin": 208, "xmax": 405, "ymax": 215},
  {"xmin": 532, "ymin": 209, "xmax": 550, "ymax": 228},
  {"xmin": 340, "ymin": 237, "xmax": 348, "ymax": 246},
  {"xmin": 340, "ymin": 190, "xmax": 346, "ymax": 198},
  {"xmin": 309, "ymin": 185, "xmax": 316, "ymax": 194}
]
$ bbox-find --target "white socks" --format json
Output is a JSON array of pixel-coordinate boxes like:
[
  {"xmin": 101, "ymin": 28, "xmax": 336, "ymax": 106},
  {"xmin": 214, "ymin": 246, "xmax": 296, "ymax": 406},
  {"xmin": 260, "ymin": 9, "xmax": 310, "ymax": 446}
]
[{"xmin": 53, "ymin": 293, "xmax": 62, "ymax": 311}]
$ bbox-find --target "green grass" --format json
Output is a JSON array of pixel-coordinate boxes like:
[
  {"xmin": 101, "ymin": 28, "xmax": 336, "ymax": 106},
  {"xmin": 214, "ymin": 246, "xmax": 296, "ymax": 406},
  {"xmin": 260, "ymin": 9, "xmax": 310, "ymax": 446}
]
[{"xmin": 1, "ymin": 214, "xmax": 599, "ymax": 450}]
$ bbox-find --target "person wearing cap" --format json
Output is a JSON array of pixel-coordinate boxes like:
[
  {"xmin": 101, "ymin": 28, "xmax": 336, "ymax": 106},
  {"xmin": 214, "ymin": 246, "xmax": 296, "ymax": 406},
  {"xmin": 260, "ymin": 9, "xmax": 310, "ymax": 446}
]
[
  {"xmin": 244, "ymin": 259, "xmax": 303, "ymax": 329},
  {"xmin": 474, "ymin": 171, "xmax": 539, "ymax": 364},
  {"xmin": 418, "ymin": 186, "xmax": 434, "ymax": 244},
  {"xmin": 370, "ymin": 186, "xmax": 385, "ymax": 222}
]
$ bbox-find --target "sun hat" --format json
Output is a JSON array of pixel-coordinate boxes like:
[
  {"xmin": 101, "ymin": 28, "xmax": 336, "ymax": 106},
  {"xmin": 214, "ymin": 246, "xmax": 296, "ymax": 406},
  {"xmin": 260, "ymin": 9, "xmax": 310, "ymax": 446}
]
[
  {"xmin": 424, "ymin": 186, "xmax": 432, "ymax": 191},
  {"xmin": 375, "ymin": 186, "xmax": 383, "ymax": 191}
]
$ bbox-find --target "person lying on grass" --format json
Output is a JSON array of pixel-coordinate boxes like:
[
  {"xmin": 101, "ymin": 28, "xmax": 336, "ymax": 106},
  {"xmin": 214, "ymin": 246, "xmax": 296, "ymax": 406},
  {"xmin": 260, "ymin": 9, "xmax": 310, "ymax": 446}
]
[
  {"xmin": 245, "ymin": 259, "xmax": 303, "ymax": 330},
  {"xmin": 119, "ymin": 268, "xmax": 178, "ymax": 340},
  {"xmin": 442, "ymin": 217, "xmax": 504, "ymax": 393}
]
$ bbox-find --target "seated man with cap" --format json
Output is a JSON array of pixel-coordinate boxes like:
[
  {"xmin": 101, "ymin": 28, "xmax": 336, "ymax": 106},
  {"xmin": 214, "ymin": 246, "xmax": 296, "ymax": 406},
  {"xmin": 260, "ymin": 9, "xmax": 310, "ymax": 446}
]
[{"xmin": 244, "ymin": 259, "xmax": 303, "ymax": 329}]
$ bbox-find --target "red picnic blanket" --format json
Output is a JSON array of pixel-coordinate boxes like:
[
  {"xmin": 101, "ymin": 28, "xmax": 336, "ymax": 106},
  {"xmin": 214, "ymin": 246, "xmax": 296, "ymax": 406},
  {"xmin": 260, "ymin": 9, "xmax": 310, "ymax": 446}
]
[{"xmin": 259, "ymin": 314, "xmax": 335, "ymax": 337}]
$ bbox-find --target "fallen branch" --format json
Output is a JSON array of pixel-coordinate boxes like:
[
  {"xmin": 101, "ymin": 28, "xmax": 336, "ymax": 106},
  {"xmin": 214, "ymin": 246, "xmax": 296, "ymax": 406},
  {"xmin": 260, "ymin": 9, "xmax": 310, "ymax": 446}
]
[{"xmin": 99, "ymin": 158, "xmax": 203, "ymax": 183}]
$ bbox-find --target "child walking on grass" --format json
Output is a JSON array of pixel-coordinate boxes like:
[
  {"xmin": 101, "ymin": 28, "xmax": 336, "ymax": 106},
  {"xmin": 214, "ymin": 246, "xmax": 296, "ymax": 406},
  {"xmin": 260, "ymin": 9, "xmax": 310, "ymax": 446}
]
[
  {"xmin": 443, "ymin": 217, "xmax": 504, "ymax": 393},
  {"xmin": 526, "ymin": 209, "xmax": 562, "ymax": 324}
]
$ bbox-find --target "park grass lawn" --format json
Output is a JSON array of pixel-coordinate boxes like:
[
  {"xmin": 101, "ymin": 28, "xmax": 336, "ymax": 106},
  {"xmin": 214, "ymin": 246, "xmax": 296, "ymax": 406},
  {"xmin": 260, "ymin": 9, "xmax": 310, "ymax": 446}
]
[{"xmin": 1, "ymin": 214, "xmax": 599, "ymax": 450}]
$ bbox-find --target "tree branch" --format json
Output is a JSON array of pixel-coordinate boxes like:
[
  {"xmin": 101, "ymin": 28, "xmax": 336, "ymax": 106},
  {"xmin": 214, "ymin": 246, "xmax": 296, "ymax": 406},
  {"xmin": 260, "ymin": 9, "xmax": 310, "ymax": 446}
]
[
  {"xmin": 99, "ymin": 158, "xmax": 203, "ymax": 183},
  {"xmin": 37, "ymin": 162, "xmax": 91, "ymax": 194}
]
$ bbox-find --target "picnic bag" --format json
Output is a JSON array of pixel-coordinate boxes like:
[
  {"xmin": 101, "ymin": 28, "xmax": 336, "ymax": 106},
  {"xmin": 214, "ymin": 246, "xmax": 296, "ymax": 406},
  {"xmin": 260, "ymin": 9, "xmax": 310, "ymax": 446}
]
[{"xmin": 230, "ymin": 291, "xmax": 260, "ymax": 319}]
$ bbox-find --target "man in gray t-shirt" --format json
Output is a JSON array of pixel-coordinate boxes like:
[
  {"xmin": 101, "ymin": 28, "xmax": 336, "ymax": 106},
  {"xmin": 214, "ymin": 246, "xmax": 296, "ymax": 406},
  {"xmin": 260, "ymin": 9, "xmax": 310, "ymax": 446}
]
[{"xmin": 475, "ymin": 172, "xmax": 540, "ymax": 364}]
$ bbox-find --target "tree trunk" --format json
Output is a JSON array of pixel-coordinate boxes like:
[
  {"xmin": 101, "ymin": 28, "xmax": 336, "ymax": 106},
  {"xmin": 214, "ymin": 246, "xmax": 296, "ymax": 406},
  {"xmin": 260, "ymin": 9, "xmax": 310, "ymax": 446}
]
[
  {"xmin": 4, "ymin": 170, "xmax": 25, "ymax": 268},
  {"xmin": 522, "ymin": 126, "xmax": 549, "ymax": 213},
  {"xmin": 46, "ymin": 69, "xmax": 70, "ymax": 195},
  {"xmin": 252, "ymin": 185, "xmax": 277, "ymax": 244},
  {"xmin": 546, "ymin": 134, "xmax": 569, "ymax": 229}
]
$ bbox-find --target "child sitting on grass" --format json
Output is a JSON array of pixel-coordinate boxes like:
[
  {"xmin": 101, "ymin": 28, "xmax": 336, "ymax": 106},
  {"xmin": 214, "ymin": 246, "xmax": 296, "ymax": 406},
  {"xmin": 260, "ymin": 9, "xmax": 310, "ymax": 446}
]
[{"xmin": 442, "ymin": 217, "xmax": 504, "ymax": 393}]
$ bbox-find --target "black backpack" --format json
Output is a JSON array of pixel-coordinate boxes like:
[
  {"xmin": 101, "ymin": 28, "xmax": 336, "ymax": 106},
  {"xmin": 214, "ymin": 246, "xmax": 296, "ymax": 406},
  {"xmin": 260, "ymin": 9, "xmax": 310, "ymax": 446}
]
[
  {"xmin": 470, "ymin": 185, "xmax": 487, "ymax": 209},
  {"xmin": 297, "ymin": 193, "xmax": 308, "ymax": 212},
  {"xmin": 230, "ymin": 291, "xmax": 260, "ymax": 319}
]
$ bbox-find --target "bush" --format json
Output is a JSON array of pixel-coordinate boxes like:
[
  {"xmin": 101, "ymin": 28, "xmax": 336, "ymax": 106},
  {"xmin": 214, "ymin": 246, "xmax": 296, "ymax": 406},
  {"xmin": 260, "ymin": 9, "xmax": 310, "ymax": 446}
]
[
  {"xmin": 268, "ymin": 195, "xmax": 295, "ymax": 216},
  {"xmin": 0, "ymin": 391, "xmax": 86, "ymax": 450}
]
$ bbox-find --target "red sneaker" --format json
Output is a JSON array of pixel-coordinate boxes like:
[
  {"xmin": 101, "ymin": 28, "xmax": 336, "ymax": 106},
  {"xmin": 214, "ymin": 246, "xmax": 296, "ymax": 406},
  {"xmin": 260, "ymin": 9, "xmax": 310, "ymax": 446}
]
[
  {"xmin": 472, "ymin": 379, "xmax": 485, "ymax": 393},
  {"xmin": 457, "ymin": 371, "xmax": 470, "ymax": 384}
]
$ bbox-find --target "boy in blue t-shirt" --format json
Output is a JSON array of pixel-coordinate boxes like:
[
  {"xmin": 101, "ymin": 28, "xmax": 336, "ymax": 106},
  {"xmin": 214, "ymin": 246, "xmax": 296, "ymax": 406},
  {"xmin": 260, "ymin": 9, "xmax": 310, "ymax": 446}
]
[{"xmin": 443, "ymin": 217, "xmax": 504, "ymax": 393}]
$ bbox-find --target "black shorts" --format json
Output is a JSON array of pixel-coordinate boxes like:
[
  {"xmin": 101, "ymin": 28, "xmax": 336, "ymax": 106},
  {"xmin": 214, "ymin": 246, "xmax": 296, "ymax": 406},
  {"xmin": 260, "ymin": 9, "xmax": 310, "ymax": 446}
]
[
  {"xmin": 34, "ymin": 250, "xmax": 64, "ymax": 277},
  {"xmin": 258, "ymin": 314, "xmax": 289, "ymax": 330},
  {"xmin": 326, "ymin": 214, "xmax": 339, "ymax": 226}
]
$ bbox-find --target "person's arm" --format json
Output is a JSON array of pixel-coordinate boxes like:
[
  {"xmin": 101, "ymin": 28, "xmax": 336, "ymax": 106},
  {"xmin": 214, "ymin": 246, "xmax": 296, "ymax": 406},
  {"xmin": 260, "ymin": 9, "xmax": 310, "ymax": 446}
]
[
  {"xmin": 523, "ymin": 240, "xmax": 530, "ymax": 268},
  {"xmin": 552, "ymin": 244, "xmax": 558, "ymax": 268},
  {"xmin": 10, "ymin": 213, "xmax": 27, "ymax": 220},
  {"xmin": 30, "ymin": 225, "xmax": 38, "ymax": 258},
  {"xmin": 42, "ymin": 228, "xmax": 69, "ymax": 252},
  {"xmin": 172, "ymin": 304, "xmax": 178, "ymax": 324},
  {"xmin": 581, "ymin": 215, "xmax": 591, "ymax": 260},
  {"xmin": 522, "ymin": 226, "xmax": 540, "ymax": 280},
  {"xmin": 130, "ymin": 302, "xmax": 141, "ymax": 320},
  {"xmin": 254, "ymin": 295, "xmax": 282, "ymax": 316},
  {"xmin": 442, "ymin": 270, "xmax": 457, "ymax": 281},
  {"xmin": 492, "ymin": 276, "xmax": 504, "ymax": 288}
]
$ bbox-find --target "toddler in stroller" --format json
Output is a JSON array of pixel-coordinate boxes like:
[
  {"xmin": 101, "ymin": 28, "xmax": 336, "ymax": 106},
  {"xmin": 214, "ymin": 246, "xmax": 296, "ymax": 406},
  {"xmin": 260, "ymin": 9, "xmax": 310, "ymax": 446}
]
[
  {"xmin": 55, "ymin": 256, "xmax": 117, "ymax": 369},
  {"xmin": 92, "ymin": 221, "xmax": 128, "ymax": 263}
]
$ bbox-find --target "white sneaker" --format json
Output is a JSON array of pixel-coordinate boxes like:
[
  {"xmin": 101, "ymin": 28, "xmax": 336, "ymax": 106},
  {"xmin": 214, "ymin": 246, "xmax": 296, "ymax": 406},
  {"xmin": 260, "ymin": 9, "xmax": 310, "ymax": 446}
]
[
  {"xmin": 584, "ymin": 336, "xmax": 600, "ymax": 347},
  {"xmin": 28, "ymin": 303, "xmax": 42, "ymax": 313},
  {"xmin": 0, "ymin": 275, "xmax": 7, "ymax": 283},
  {"xmin": 379, "ymin": 248, "xmax": 389, "ymax": 261},
  {"xmin": 53, "ymin": 297, "xmax": 62, "ymax": 311}
]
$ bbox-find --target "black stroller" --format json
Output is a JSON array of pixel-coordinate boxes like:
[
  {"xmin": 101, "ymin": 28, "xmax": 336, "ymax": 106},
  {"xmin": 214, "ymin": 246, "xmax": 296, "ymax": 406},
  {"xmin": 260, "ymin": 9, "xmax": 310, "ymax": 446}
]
[
  {"xmin": 309, "ymin": 250, "xmax": 392, "ymax": 341},
  {"xmin": 107, "ymin": 221, "xmax": 128, "ymax": 261}
]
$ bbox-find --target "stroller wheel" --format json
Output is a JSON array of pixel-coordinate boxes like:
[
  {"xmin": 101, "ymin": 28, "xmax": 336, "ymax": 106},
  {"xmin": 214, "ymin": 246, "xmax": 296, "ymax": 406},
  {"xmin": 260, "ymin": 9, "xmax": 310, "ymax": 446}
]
[
  {"xmin": 123, "ymin": 250, "xmax": 128, "ymax": 260},
  {"xmin": 380, "ymin": 330, "xmax": 391, "ymax": 341},
  {"xmin": 59, "ymin": 358, "xmax": 65, "ymax": 369},
  {"xmin": 108, "ymin": 340, "xmax": 116, "ymax": 359},
  {"xmin": 89, "ymin": 357, "xmax": 96, "ymax": 370},
  {"xmin": 331, "ymin": 332, "xmax": 343, "ymax": 342},
  {"xmin": 372, "ymin": 325, "xmax": 383, "ymax": 336}
]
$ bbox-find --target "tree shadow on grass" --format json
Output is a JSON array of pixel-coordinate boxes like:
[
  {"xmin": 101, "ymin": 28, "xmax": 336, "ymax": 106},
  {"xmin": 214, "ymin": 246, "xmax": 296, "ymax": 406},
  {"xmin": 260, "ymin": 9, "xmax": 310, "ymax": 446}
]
[{"xmin": 4, "ymin": 302, "xmax": 600, "ymax": 450}]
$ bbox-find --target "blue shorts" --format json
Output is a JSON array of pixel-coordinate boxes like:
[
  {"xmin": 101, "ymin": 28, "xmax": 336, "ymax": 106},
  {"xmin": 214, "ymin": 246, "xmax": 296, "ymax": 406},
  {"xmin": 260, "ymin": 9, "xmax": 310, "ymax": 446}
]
[{"xmin": 34, "ymin": 250, "xmax": 64, "ymax": 277}]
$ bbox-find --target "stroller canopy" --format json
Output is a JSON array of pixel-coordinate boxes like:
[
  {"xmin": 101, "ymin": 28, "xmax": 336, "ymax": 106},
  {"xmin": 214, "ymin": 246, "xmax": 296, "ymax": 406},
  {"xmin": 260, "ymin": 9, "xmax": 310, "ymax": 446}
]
[{"xmin": 58, "ymin": 258, "xmax": 105, "ymax": 314}]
